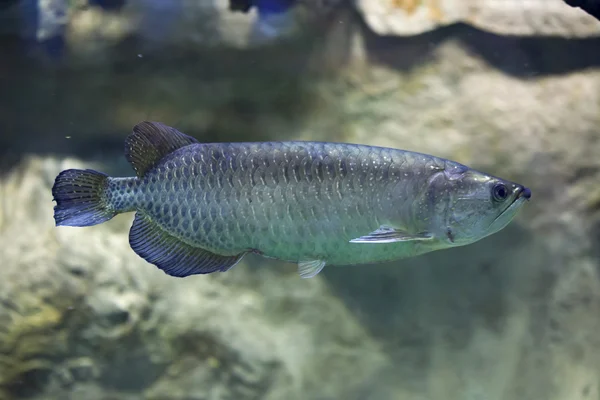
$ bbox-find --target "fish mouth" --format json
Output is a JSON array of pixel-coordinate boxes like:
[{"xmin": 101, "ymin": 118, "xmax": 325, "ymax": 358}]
[
  {"xmin": 504, "ymin": 186, "xmax": 531, "ymax": 211},
  {"xmin": 516, "ymin": 186, "xmax": 532, "ymax": 201},
  {"xmin": 489, "ymin": 186, "xmax": 531, "ymax": 230}
]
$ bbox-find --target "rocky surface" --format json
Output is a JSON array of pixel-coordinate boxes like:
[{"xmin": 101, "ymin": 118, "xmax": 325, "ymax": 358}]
[
  {"xmin": 2, "ymin": 1, "xmax": 600, "ymax": 400},
  {"xmin": 355, "ymin": 0, "xmax": 600, "ymax": 37}
]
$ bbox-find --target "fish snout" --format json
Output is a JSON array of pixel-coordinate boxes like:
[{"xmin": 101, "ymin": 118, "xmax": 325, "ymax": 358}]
[{"xmin": 517, "ymin": 186, "xmax": 532, "ymax": 200}]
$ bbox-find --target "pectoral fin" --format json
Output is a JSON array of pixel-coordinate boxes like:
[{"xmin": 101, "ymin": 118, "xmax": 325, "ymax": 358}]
[{"xmin": 349, "ymin": 226, "xmax": 433, "ymax": 244}]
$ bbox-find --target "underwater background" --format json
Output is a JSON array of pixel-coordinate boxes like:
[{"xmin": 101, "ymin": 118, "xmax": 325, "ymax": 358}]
[{"xmin": 1, "ymin": 0, "xmax": 600, "ymax": 399}]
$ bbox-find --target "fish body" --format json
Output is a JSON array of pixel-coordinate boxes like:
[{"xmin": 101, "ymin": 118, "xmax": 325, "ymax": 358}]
[
  {"xmin": 52, "ymin": 121, "xmax": 531, "ymax": 278},
  {"xmin": 113, "ymin": 141, "xmax": 446, "ymax": 265}
]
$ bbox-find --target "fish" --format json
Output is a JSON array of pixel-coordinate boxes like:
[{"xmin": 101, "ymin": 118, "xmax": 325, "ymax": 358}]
[{"xmin": 52, "ymin": 121, "xmax": 531, "ymax": 279}]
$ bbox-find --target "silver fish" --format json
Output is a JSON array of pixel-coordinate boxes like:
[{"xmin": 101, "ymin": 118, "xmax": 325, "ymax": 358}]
[{"xmin": 52, "ymin": 121, "xmax": 531, "ymax": 278}]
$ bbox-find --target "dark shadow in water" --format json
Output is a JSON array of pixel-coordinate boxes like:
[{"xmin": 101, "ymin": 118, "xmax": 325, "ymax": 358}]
[{"xmin": 322, "ymin": 220, "xmax": 537, "ymax": 361}]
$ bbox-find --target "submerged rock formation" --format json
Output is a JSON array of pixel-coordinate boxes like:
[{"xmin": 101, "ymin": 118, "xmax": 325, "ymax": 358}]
[{"xmin": 355, "ymin": 0, "xmax": 600, "ymax": 37}]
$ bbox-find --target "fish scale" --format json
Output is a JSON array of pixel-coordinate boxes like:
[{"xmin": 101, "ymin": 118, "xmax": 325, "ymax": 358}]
[
  {"xmin": 123, "ymin": 141, "xmax": 432, "ymax": 263},
  {"xmin": 52, "ymin": 121, "xmax": 530, "ymax": 279}
]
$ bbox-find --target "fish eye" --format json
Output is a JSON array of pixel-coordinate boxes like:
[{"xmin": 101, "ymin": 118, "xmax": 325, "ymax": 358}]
[{"xmin": 492, "ymin": 183, "xmax": 509, "ymax": 202}]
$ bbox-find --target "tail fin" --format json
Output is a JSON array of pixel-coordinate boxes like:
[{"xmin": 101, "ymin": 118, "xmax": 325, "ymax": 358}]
[{"xmin": 52, "ymin": 169, "xmax": 116, "ymax": 227}]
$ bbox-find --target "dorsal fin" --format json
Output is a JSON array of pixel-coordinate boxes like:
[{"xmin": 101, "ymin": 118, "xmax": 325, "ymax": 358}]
[{"xmin": 125, "ymin": 121, "xmax": 199, "ymax": 177}]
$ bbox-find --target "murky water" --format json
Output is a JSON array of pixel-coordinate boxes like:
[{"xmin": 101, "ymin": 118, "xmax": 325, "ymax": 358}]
[{"xmin": 1, "ymin": 1, "xmax": 600, "ymax": 399}]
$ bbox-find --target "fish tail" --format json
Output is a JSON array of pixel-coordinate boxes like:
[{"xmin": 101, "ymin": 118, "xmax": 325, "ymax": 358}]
[{"xmin": 52, "ymin": 169, "xmax": 117, "ymax": 227}]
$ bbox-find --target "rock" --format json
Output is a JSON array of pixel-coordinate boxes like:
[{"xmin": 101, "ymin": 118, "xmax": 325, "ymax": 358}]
[
  {"xmin": 0, "ymin": 0, "xmax": 342, "ymax": 63},
  {"xmin": 354, "ymin": 0, "xmax": 600, "ymax": 37},
  {"xmin": 0, "ymin": 157, "xmax": 386, "ymax": 400},
  {"xmin": 62, "ymin": 0, "xmax": 258, "ymax": 60}
]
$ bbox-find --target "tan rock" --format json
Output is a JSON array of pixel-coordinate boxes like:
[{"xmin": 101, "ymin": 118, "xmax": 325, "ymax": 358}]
[{"xmin": 355, "ymin": 0, "xmax": 600, "ymax": 37}]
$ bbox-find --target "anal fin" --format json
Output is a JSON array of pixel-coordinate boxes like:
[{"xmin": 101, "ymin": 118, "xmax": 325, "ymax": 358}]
[
  {"xmin": 298, "ymin": 260, "xmax": 326, "ymax": 279},
  {"xmin": 129, "ymin": 213, "xmax": 244, "ymax": 277},
  {"xmin": 349, "ymin": 225, "xmax": 433, "ymax": 244}
]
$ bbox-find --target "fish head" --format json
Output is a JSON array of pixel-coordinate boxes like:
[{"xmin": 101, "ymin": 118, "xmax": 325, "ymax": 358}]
[{"xmin": 425, "ymin": 162, "xmax": 531, "ymax": 247}]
